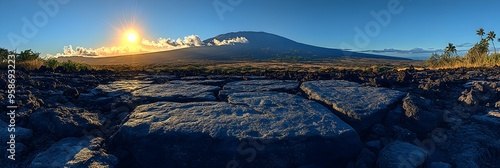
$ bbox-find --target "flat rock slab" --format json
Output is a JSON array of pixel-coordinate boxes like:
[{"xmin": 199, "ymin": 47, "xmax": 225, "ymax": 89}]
[
  {"xmin": 181, "ymin": 76, "xmax": 206, "ymax": 80},
  {"xmin": 112, "ymin": 92, "xmax": 361, "ymax": 167},
  {"xmin": 131, "ymin": 84, "xmax": 220, "ymax": 102},
  {"xmin": 92, "ymin": 80, "xmax": 152, "ymax": 97},
  {"xmin": 90, "ymin": 81, "xmax": 220, "ymax": 102},
  {"xmin": 220, "ymin": 80, "xmax": 299, "ymax": 98},
  {"xmin": 301, "ymin": 80, "xmax": 406, "ymax": 132},
  {"xmin": 169, "ymin": 79, "xmax": 226, "ymax": 85}
]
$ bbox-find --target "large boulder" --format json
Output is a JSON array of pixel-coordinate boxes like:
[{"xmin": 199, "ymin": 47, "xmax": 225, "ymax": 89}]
[
  {"xmin": 402, "ymin": 94, "xmax": 442, "ymax": 136},
  {"xmin": 29, "ymin": 136, "xmax": 118, "ymax": 168},
  {"xmin": 29, "ymin": 106, "xmax": 103, "ymax": 139},
  {"xmin": 111, "ymin": 92, "xmax": 361, "ymax": 167},
  {"xmin": 377, "ymin": 141, "xmax": 427, "ymax": 168},
  {"xmin": 301, "ymin": 80, "xmax": 406, "ymax": 132},
  {"xmin": 219, "ymin": 80, "xmax": 299, "ymax": 98}
]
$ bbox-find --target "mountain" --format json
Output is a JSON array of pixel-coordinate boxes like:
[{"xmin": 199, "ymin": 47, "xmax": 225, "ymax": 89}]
[
  {"xmin": 58, "ymin": 31, "xmax": 409, "ymax": 65},
  {"xmin": 203, "ymin": 31, "xmax": 407, "ymax": 60}
]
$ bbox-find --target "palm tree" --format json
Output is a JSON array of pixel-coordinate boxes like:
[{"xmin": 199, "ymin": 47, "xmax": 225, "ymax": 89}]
[
  {"xmin": 488, "ymin": 31, "xmax": 497, "ymax": 54},
  {"xmin": 445, "ymin": 43, "xmax": 458, "ymax": 56},
  {"xmin": 477, "ymin": 28, "xmax": 485, "ymax": 40}
]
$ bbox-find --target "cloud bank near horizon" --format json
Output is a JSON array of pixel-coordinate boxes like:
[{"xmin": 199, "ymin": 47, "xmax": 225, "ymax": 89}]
[{"xmin": 47, "ymin": 35, "xmax": 249, "ymax": 58}]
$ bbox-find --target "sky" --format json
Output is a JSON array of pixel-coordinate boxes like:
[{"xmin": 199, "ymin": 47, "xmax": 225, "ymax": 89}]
[{"xmin": 1, "ymin": 0, "xmax": 499, "ymax": 59}]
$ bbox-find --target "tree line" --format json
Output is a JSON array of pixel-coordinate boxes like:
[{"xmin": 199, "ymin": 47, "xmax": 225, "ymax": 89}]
[
  {"xmin": 426, "ymin": 28, "xmax": 500, "ymax": 68},
  {"xmin": 0, "ymin": 48, "xmax": 41, "ymax": 62}
]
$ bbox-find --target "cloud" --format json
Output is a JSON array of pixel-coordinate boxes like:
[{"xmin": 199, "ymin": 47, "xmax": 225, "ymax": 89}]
[
  {"xmin": 47, "ymin": 35, "xmax": 249, "ymax": 58},
  {"xmin": 360, "ymin": 48, "xmax": 444, "ymax": 54},
  {"xmin": 46, "ymin": 45, "xmax": 142, "ymax": 58},
  {"xmin": 141, "ymin": 35, "xmax": 205, "ymax": 49},
  {"xmin": 456, "ymin": 42, "xmax": 474, "ymax": 48},
  {"xmin": 207, "ymin": 37, "xmax": 249, "ymax": 46}
]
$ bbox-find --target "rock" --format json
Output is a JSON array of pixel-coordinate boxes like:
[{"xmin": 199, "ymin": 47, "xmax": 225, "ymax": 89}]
[
  {"xmin": 444, "ymin": 124, "xmax": 500, "ymax": 168},
  {"xmin": 390, "ymin": 126, "xmax": 417, "ymax": 143},
  {"xmin": 169, "ymin": 79, "xmax": 226, "ymax": 85},
  {"xmin": 402, "ymin": 94, "xmax": 441, "ymax": 136},
  {"xmin": 131, "ymin": 84, "xmax": 220, "ymax": 102},
  {"xmin": 365, "ymin": 124, "xmax": 387, "ymax": 141},
  {"xmin": 93, "ymin": 80, "xmax": 152, "ymax": 96},
  {"xmin": 29, "ymin": 136, "xmax": 118, "ymax": 168},
  {"xmin": 429, "ymin": 128, "xmax": 448, "ymax": 144},
  {"xmin": 428, "ymin": 162, "xmax": 452, "ymax": 168},
  {"xmin": 62, "ymin": 86, "xmax": 79, "ymax": 100},
  {"xmin": 111, "ymin": 92, "xmax": 361, "ymax": 167},
  {"xmin": 377, "ymin": 141, "xmax": 427, "ymax": 168},
  {"xmin": 0, "ymin": 119, "xmax": 33, "ymax": 143},
  {"xmin": 219, "ymin": 80, "xmax": 299, "ymax": 98},
  {"xmin": 473, "ymin": 110, "xmax": 500, "ymax": 126},
  {"xmin": 15, "ymin": 143, "xmax": 28, "ymax": 157},
  {"xmin": 354, "ymin": 148, "xmax": 377, "ymax": 168},
  {"xmin": 29, "ymin": 106, "xmax": 103, "ymax": 139},
  {"xmin": 301, "ymin": 80, "xmax": 405, "ymax": 132},
  {"xmin": 92, "ymin": 80, "xmax": 220, "ymax": 102},
  {"xmin": 365, "ymin": 140, "xmax": 382, "ymax": 152},
  {"xmin": 181, "ymin": 76, "xmax": 206, "ymax": 80},
  {"xmin": 459, "ymin": 81, "xmax": 500, "ymax": 106}
]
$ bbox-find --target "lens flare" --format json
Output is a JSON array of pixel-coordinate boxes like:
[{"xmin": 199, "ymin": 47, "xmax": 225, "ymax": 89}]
[{"xmin": 127, "ymin": 32, "xmax": 138, "ymax": 43}]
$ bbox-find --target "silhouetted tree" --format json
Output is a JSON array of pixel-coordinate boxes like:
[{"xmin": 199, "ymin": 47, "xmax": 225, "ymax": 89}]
[
  {"xmin": 487, "ymin": 31, "xmax": 497, "ymax": 54},
  {"xmin": 477, "ymin": 28, "xmax": 485, "ymax": 40},
  {"xmin": 445, "ymin": 43, "xmax": 458, "ymax": 56}
]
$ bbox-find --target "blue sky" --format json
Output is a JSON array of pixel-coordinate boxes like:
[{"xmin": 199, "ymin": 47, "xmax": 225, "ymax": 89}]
[{"xmin": 1, "ymin": 0, "xmax": 499, "ymax": 59}]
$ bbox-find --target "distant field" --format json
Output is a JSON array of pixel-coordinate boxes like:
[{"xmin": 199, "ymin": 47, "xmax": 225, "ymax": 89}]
[{"xmin": 55, "ymin": 56, "xmax": 423, "ymax": 73}]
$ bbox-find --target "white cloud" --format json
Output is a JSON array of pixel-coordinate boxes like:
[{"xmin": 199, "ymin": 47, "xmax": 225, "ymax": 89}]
[
  {"xmin": 208, "ymin": 37, "xmax": 249, "ymax": 46},
  {"xmin": 46, "ymin": 45, "xmax": 142, "ymax": 58},
  {"xmin": 141, "ymin": 35, "xmax": 205, "ymax": 49},
  {"xmin": 46, "ymin": 35, "xmax": 249, "ymax": 58}
]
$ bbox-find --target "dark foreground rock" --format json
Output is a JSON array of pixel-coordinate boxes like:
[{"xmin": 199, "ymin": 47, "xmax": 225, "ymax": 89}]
[
  {"xmin": 6, "ymin": 67, "xmax": 500, "ymax": 167},
  {"xmin": 29, "ymin": 136, "xmax": 118, "ymax": 168},
  {"xmin": 111, "ymin": 92, "xmax": 361, "ymax": 167},
  {"xmin": 473, "ymin": 110, "xmax": 500, "ymax": 126},
  {"xmin": 401, "ymin": 94, "xmax": 443, "ymax": 137},
  {"xmin": 301, "ymin": 80, "xmax": 406, "ymax": 132},
  {"xmin": 376, "ymin": 141, "xmax": 427, "ymax": 168},
  {"xmin": 29, "ymin": 106, "xmax": 103, "ymax": 139}
]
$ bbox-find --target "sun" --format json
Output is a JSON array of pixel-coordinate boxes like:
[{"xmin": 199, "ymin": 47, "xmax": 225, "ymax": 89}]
[{"xmin": 126, "ymin": 32, "xmax": 138, "ymax": 43}]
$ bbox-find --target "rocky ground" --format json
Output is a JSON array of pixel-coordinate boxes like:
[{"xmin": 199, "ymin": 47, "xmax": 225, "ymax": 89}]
[{"xmin": 1, "ymin": 67, "xmax": 500, "ymax": 168}]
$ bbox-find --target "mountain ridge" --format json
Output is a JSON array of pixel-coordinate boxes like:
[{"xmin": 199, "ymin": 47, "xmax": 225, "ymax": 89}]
[{"xmin": 57, "ymin": 31, "xmax": 410, "ymax": 65}]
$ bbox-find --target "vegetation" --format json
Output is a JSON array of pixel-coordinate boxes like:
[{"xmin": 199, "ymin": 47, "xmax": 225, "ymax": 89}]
[
  {"xmin": 0, "ymin": 48, "xmax": 92, "ymax": 71},
  {"xmin": 426, "ymin": 28, "xmax": 500, "ymax": 68}
]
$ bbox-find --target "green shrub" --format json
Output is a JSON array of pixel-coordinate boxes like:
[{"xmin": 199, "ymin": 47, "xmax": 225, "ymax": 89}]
[
  {"xmin": 45, "ymin": 59, "xmax": 60, "ymax": 69},
  {"xmin": 60, "ymin": 60, "xmax": 90, "ymax": 72}
]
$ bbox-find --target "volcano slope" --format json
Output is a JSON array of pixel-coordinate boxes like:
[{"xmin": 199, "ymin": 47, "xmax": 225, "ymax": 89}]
[{"xmin": 1, "ymin": 67, "xmax": 500, "ymax": 168}]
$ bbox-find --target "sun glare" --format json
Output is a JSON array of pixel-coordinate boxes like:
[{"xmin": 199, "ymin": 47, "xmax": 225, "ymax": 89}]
[{"xmin": 126, "ymin": 32, "xmax": 138, "ymax": 43}]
